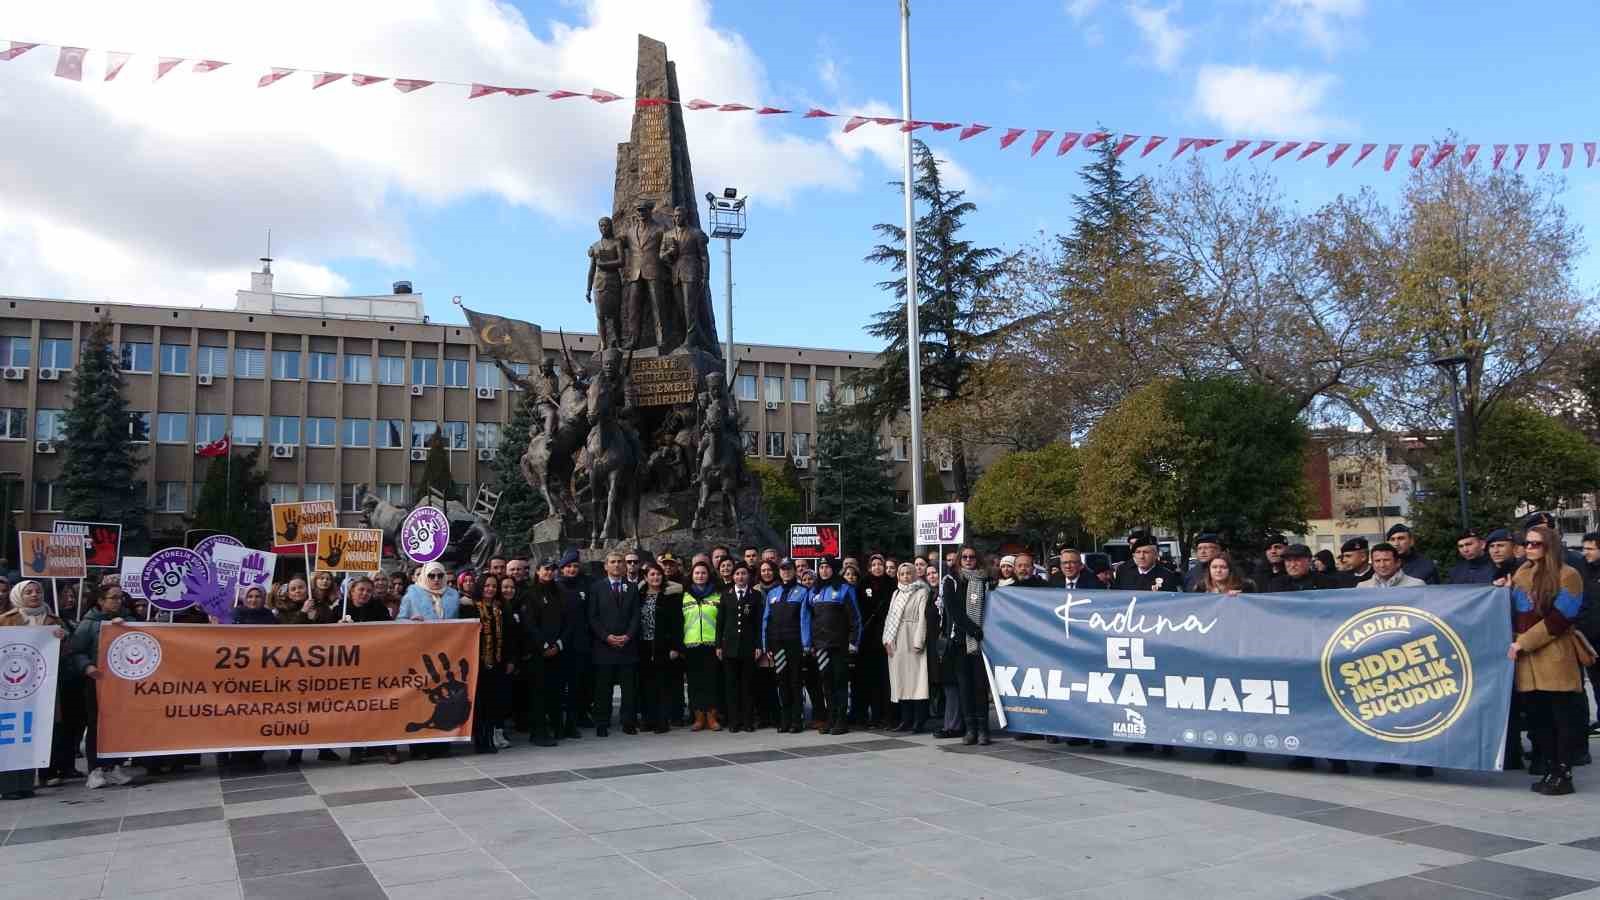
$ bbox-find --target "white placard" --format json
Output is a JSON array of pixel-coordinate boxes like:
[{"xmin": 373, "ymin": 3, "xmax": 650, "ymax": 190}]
[
  {"xmin": 0, "ymin": 628, "xmax": 60, "ymax": 770},
  {"xmin": 915, "ymin": 501, "xmax": 965, "ymax": 546},
  {"xmin": 119, "ymin": 556, "xmax": 148, "ymax": 599}
]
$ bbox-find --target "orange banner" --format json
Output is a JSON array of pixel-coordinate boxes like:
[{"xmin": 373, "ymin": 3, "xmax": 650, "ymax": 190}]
[{"xmin": 95, "ymin": 621, "xmax": 479, "ymax": 755}]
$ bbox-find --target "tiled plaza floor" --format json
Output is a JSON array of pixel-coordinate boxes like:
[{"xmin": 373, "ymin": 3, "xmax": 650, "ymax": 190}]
[{"xmin": 0, "ymin": 726, "xmax": 1597, "ymax": 899}]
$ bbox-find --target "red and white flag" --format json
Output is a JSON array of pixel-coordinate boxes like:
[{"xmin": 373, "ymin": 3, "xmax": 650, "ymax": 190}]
[
  {"xmin": 1030, "ymin": 129, "xmax": 1053, "ymax": 156},
  {"xmin": 104, "ymin": 51, "xmax": 130, "ymax": 81},
  {"xmin": 1057, "ymin": 132, "xmax": 1083, "ymax": 156},
  {"xmin": 196, "ymin": 434, "xmax": 231, "ymax": 458},
  {"xmin": 351, "ymin": 73, "xmax": 386, "ymax": 86},
  {"xmin": 312, "ymin": 72, "xmax": 346, "ymax": 89},
  {"xmin": 1140, "ymin": 136, "xmax": 1166, "ymax": 157},
  {"xmin": 1562, "ymin": 143, "xmax": 1575, "ymax": 168},
  {"xmin": 1513, "ymin": 144, "xmax": 1529, "ymax": 168},
  {"xmin": 469, "ymin": 83, "xmax": 503, "ymax": 99},
  {"xmin": 54, "ymin": 46, "xmax": 86, "ymax": 81},
  {"xmin": 1536, "ymin": 143, "xmax": 1551, "ymax": 168},
  {"xmin": 1429, "ymin": 144, "xmax": 1455, "ymax": 167},
  {"xmin": 803, "ymin": 107, "xmax": 836, "ymax": 118},
  {"xmin": 1272, "ymin": 141, "xmax": 1301, "ymax": 161},
  {"xmin": 1223, "ymin": 139, "xmax": 1250, "ymax": 161},
  {"xmin": 258, "ymin": 67, "xmax": 294, "ymax": 88},
  {"xmin": 1353, "ymin": 143, "xmax": 1378, "ymax": 167},
  {"xmin": 155, "ymin": 57, "xmax": 184, "ymax": 80},
  {"xmin": 1461, "ymin": 145, "xmax": 1480, "ymax": 167},
  {"xmin": 756, "ymin": 106, "xmax": 790, "ymax": 115},
  {"xmin": 1383, "ymin": 144, "xmax": 1401, "ymax": 171},
  {"xmin": 193, "ymin": 59, "xmax": 228, "ymax": 73},
  {"xmin": 958, "ymin": 123, "xmax": 990, "ymax": 140},
  {"xmin": 0, "ymin": 42, "xmax": 39, "ymax": 61},
  {"xmin": 843, "ymin": 116, "xmax": 870, "ymax": 134},
  {"xmin": 393, "ymin": 79, "xmax": 431, "ymax": 93},
  {"xmin": 589, "ymin": 89, "xmax": 622, "ymax": 103},
  {"xmin": 685, "ymin": 98, "xmax": 717, "ymax": 110},
  {"xmin": 1586, "ymin": 143, "xmax": 1596, "ymax": 168},
  {"xmin": 1491, "ymin": 145, "xmax": 1508, "ymax": 169},
  {"xmin": 1112, "ymin": 134, "xmax": 1140, "ymax": 157},
  {"xmin": 1297, "ymin": 141, "xmax": 1326, "ymax": 160},
  {"xmin": 999, "ymin": 128, "xmax": 1025, "ymax": 149},
  {"xmin": 1326, "ymin": 143, "xmax": 1351, "ymax": 166},
  {"xmin": 1249, "ymin": 141, "xmax": 1277, "ymax": 160},
  {"xmin": 717, "ymin": 102, "xmax": 751, "ymax": 112}
]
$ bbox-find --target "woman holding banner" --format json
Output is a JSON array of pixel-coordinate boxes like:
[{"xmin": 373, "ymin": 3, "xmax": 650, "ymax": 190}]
[
  {"xmin": 463, "ymin": 575, "xmax": 515, "ymax": 753},
  {"xmin": 1510, "ymin": 524, "xmax": 1593, "ymax": 796},
  {"xmin": 0, "ymin": 581, "xmax": 67, "ymax": 795},
  {"xmin": 398, "ymin": 561, "xmax": 463, "ymax": 759},
  {"xmin": 67, "ymin": 584, "xmax": 136, "ymax": 790}
]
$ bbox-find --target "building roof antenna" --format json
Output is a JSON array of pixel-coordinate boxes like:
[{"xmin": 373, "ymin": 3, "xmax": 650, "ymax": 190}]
[{"xmin": 261, "ymin": 228, "xmax": 273, "ymax": 274}]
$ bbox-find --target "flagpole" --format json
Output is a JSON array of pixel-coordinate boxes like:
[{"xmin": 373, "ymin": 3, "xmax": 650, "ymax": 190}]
[{"xmin": 900, "ymin": 0, "xmax": 925, "ymax": 512}]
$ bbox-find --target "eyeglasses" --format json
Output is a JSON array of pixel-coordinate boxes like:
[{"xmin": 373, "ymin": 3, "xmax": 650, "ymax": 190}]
[
  {"xmin": 625, "ymin": 559, "xmax": 639, "ymax": 565},
  {"xmin": 1523, "ymin": 540, "xmax": 1544, "ymax": 548},
  {"xmin": 426, "ymin": 573, "xmax": 444, "ymax": 580},
  {"xmin": 960, "ymin": 554, "xmax": 977, "ymax": 560}
]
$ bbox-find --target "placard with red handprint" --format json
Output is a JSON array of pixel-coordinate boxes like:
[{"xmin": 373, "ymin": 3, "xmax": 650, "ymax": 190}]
[{"xmin": 52, "ymin": 520, "xmax": 121, "ymax": 568}]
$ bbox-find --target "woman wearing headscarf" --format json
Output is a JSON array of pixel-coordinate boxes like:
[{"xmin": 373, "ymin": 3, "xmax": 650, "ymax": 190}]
[
  {"xmin": 0, "ymin": 581, "xmax": 67, "ymax": 794},
  {"xmin": 805, "ymin": 557, "xmax": 862, "ymax": 736},
  {"xmin": 397, "ymin": 561, "xmax": 463, "ymax": 759},
  {"xmin": 882, "ymin": 563, "xmax": 930, "ymax": 733},
  {"xmin": 678, "ymin": 559, "xmax": 722, "ymax": 731},
  {"xmin": 234, "ymin": 585, "xmax": 280, "ymax": 625},
  {"xmin": 1511, "ymin": 524, "xmax": 1592, "ymax": 795}
]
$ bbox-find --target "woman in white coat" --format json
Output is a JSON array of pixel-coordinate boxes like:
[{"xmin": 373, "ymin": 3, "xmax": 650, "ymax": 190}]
[{"xmin": 882, "ymin": 563, "xmax": 931, "ymax": 733}]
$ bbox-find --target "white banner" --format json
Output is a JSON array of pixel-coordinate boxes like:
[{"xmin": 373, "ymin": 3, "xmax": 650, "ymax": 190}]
[
  {"xmin": 0, "ymin": 628, "xmax": 60, "ymax": 770},
  {"xmin": 119, "ymin": 556, "xmax": 148, "ymax": 599},
  {"xmin": 915, "ymin": 501, "xmax": 965, "ymax": 546}
]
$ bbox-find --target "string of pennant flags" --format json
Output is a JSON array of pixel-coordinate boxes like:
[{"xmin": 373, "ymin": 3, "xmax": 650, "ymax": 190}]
[{"xmin": 5, "ymin": 37, "xmax": 1597, "ymax": 173}]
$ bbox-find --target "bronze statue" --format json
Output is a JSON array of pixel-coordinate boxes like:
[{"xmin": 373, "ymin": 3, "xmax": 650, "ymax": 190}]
[
  {"xmin": 690, "ymin": 370, "xmax": 739, "ymax": 532},
  {"xmin": 619, "ymin": 201, "xmax": 669, "ymax": 351},
  {"xmin": 660, "ymin": 204, "xmax": 711, "ymax": 351},
  {"xmin": 585, "ymin": 217, "xmax": 625, "ymax": 349},
  {"xmin": 585, "ymin": 348, "xmax": 641, "ymax": 546}
]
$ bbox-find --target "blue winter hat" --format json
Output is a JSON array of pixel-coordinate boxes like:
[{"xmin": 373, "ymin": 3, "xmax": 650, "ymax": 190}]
[
  {"xmin": 1485, "ymin": 528, "xmax": 1513, "ymax": 545},
  {"xmin": 558, "ymin": 549, "xmax": 580, "ymax": 567}
]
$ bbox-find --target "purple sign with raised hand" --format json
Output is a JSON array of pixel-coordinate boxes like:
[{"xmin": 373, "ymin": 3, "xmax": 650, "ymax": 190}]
[
  {"xmin": 195, "ymin": 534, "xmax": 243, "ymax": 561},
  {"xmin": 141, "ymin": 547, "xmax": 209, "ymax": 612},
  {"xmin": 400, "ymin": 506, "xmax": 450, "ymax": 563}
]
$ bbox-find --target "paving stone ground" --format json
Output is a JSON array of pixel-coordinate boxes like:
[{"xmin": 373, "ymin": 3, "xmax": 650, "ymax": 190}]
[{"xmin": 0, "ymin": 727, "xmax": 1597, "ymax": 899}]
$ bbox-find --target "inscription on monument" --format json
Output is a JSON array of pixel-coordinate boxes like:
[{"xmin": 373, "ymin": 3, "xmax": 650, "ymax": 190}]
[
  {"xmin": 636, "ymin": 104, "xmax": 671, "ymax": 199},
  {"xmin": 630, "ymin": 355, "xmax": 696, "ymax": 406}
]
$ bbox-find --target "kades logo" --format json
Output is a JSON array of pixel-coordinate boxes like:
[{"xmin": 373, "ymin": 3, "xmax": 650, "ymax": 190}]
[
  {"xmin": 1320, "ymin": 605, "xmax": 1472, "ymax": 743},
  {"xmin": 1111, "ymin": 708, "xmax": 1146, "ymax": 739}
]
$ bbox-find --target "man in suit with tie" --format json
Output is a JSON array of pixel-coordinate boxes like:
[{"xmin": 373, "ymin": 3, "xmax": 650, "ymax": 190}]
[
  {"xmin": 660, "ymin": 204, "xmax": 711, "ymax": 351},
  {"xmin": 590, "ymin": 550, "xmax": 641, "ymax": 736},
  {"xmin": 1052, "ymin": 548, "xmax": 1103, "ymax": 590},
  {"xmin": 619, "ymin": 200, "xmax": 668, "ymax": 350}
]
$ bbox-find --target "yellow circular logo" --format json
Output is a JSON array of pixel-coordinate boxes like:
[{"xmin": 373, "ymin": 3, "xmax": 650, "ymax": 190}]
[{"xmin": 1321, "ymin": 605, "xmax": 1472, "ymax": 743}]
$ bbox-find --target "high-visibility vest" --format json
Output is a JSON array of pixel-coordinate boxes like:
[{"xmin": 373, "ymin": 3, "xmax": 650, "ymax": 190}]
[{"xmin": 682, "ymin": 591, "xmax": 721, "ymax": 648}]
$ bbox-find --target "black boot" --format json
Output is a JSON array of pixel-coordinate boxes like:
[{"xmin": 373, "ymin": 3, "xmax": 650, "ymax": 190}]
[
  {"xmin": 963, "ymin": 718, "xmax": 978, "ymax": 746},
  {"xmin": 978, "ymin": 721, "xmax": 992, "ymax": 746},
  {"xmin": 1543, "ymin": 765, "xmax": 1576, "ymax": 796}
]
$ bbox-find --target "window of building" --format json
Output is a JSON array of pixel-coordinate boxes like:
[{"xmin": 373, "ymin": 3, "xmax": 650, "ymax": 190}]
[
  {"xmin": 735, "ymin": 375, "xmax": 757, "ymax": 401},
  {"xmin": 341, "ymin": 419, "xmax": 371, "ymax": 448},
  {"xmin": 127, "ymin": 411, "xmax": 150, "ymax": 443},
  {"xmin": 38, "ymin": 339, "xmax": 73, "ymax": 370},
  {"xmin": 764, "ymin": 375, "xmax": 784, "ymax": 404},
  {"xmin": 267, "ymin": 483, "xmax": 299, "ymax": 504},
  {"xmin": 34, "ymin": 409, "xmax": 66, "ymax": 442},
  {"xmin": 0, "ymin": 409, "xmax": 26, "ymax": 440},
  {"xmin": 156, "ymin": 412, "xmax": 187, "ymax": 444},
  {"xmin": 377, "ymin": 483, "xmax": 406, "ymax": 505},
  {"xmin": 156, "ymin": 481, "xmax": 187, "ymax": 513},
  {"xmin": 270, "ymin": 350, "xmax": 300, "ymax": 381},
  {"xmin": 506, "ymin": 362, "xmax": 530, "ymax": 390},
  {"xmin": 838, "ymin": 383, "xmax": 857, "ymax": 405},
  {"xmin": 194, "ymin": 414, "xmax": 226, "ymax": 444},
  {"xmin": 379, "ymin": 419, "xmax": 405, "ymax": 449},
  {"xmin": 33, "ymin": 481, "xmax": 63, "ymax": 513},
  {"xmin": 442, "ymin": 359, "xmax": 469, "ymax": 388},
  {"xmin": 451, "ymin": 481, "xmax": 472, "ymax": 501},
  {"xmin": 766, "ymin": 431, "xmax": 785, "ymax": 457},
  {"xmin": 159, "ymin": 344, "xmax": 190, "ymax": 375},
  {"xmin": 342, "ymin": 354, "xmax": 372, "ymax": 384},
  {"xmin": 475, "ymin": 422, "xmax": 502, "ymax": 450},
  {"xmin": 342, "ymin": 483, "xmax": 364, "ymax": 513},
  {"xmin": 1334, "ymin": 472, "xmax": 1362, "ymax": 491},
  {"xmin": 268, "ymin": 416, "xmax": 299, "ymax": 446},
  {"xmin": 233, "ymin": 348, "xmax": 265, "ymax": 379},
  {"xmin": 442, "ymin": 420, "xmax": 468, "ymax": 451},
  {"xmin": 412, "ymin": 358, "xmax": 438, "ymax": 387},
  {"xmin": 894, "ymin": 490, "xmax": 910, "ymax": 512},
  {"xmin": 195, "ymin": 345, "xmax": 227, "ymax": 377},
  {"xmin": 232, "ymin": 415, "xmax": 264, "ymax": 446},
  {"xmin": 815, "ymin": 378, "xmax": 832, "ymax": 407},
  {"xmin": 303, "ymin": 483, "xmax": 336, "ymax": 503},
  {"xmin": 742, "ymin": 431, "xmax": 759, "ymax": 456},
  {"xmin": 475, "ymin": 361, "xmax": 502, "ymax": 391},
  {"xmin": 120, "ymin": 342, "xmax": 153, "ymax": 373},
  {"xmin": 411, "ymin": 422, "xmax": 437, "ymax": 448},
  {"xmin": 791, "ymin": 377, "xmax": 809, "ymax": 403},
  {"xmin": 305, "ymin": 417, "xmax": 335, "ymax": 447},
  {"xmin": 893, "ymin": 436, "xmax": 909, "ymax": 461},
  {"xmin": 378, "ymin": 356, "xmax": 405, "ymax": 385},
  {"xmin": 792, "ymin": 433, "xmax": 811, "ymax": 458},
  {"xmin": 307, "ymin": 351, "xmax": 337, "ymax": 382},
  {"xmin": 0, "ymin": 337, "xmax": 30, "ymax": 368}
]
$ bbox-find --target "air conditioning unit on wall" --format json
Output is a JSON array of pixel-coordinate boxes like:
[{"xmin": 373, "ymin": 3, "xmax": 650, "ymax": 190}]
[
  {"xmin": 409, "ymin": 384, "xmax": 425, "ymax": 397},
  {"xmin": 475, "ymin": 386, "xmax": 496, "ymax": 400},
  {"xmin": 37, "ymin": 368, "xmax": 59, "ymax": 382},
  {"xmin": 270, "ymin": 444, "xmax": 295, "ymax": 459},
  {"xmin": 197, "ymin": 373, "xmax": 214, "ymax": 386},
  {"xmin": 2, "ymin": 367, "xmax": 25, "ymax": 381},
  {"xmin": 409, "ymin": 448, "xmax": 427, "ymax": 462}
]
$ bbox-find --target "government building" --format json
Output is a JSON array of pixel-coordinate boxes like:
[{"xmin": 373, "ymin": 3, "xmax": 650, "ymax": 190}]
[{"xmin": 0, "ymin": 263, "xmax": 933, "ymax": 538}]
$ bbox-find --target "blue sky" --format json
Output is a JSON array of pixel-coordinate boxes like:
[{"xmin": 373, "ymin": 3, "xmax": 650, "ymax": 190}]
[{"xmin": 3, "ymin": 1, "xmax": 1597, "ymax": 352}]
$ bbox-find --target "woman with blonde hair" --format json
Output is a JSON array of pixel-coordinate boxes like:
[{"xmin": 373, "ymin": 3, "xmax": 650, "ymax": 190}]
[
  {"xmin": 1199, "ymin": 555, "xmax": 1253, "ymax": 595},
  {"xmin": 882, "ymin": 563, "xmax": 931, "ymax": 732},
  {"xmin": 1510, "ymin": 524, "xmax": 1592, "ymax": 795}
]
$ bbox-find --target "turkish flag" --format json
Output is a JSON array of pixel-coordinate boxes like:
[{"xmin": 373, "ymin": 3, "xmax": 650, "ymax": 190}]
[
  {"xmin": 54, "ymin": 47, "xmax": 87, "ymax": 81},
  {"xmin": 196, "ymin": 435, "xmax": 231, "ymax": 458}
]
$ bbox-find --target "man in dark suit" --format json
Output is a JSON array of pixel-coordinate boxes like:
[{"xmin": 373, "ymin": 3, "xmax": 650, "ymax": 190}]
[
  {"xmin": 1053, "ymin": 548, "xmax": 1102, "ymax": 590},
  {"xmin": 1112, "ymin": 534, "xmax": 1180, "ymax": 592},
  {"xmin": 619, "ymin": 200, "xmax": 667, "ymax": 350},
  {"xmin": 660, "ymin": 204, "xmax": 711, "ymax": 350},
  {"xmin": 590, "ymin": 550, "xmax": 641, "ymax": 736}
]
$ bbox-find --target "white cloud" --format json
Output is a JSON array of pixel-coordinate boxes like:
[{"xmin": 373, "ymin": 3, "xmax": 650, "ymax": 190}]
[
  {"xmin": 1262, "ymin": 0, "xmax": 1365, "ymax": 54},
  {"xmin": 1192, "ymin": 64, "xmax": 1347, "ymax": 138},
  {"xmin": 816, "ymin": 56, "xmax": 841, "ymax": 93},
  {"xmin": 0, "ymin": 0, "xmax": 885, "ymax": 306},
  {"xmin": 1065, "ymin": 0, "xmax": 1103, "ymax": 19},
  {"xmin": 1126, "ymin": 3, "xmax": 1191, "ymax": 72}
]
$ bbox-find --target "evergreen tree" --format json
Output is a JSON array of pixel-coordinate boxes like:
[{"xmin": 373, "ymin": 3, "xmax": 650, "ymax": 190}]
[
  {"xmin": 60, "ymin": 315, "xmax": 149, "ymax": 551},
  {"xmin": 811, "ymin": 409, "xmax": 906, "ymax": 557},
  {"xmin": 488, "ymin": 393, "xmax": 547, "ymax": 553},
  {"xmin": 190, "ymin": 446, "xmax": 269, "ymax": 547},
  {"xmin": 853, "ymin": 139, "xmax": 1006, "ymax": 500},
  {"xmin": 413, "ymin": 429, "xmax": 455, "ymax": 505},
  {"xmin": 747, "ymin": 459, "xmax": 802, "ymax": 539}
]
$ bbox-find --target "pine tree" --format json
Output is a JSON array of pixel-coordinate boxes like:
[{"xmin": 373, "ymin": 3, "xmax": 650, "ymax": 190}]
[
  {"xmin": 60, "ymin": 315, "xmax": 149, "ymax": 551},
  {"xmin": 413, "ymin": 429, "xmax": 455, "ymax": 505},
  {"xmin": 190, "ymin": 446, "xmax": 270, "ymax": 547},
  {"xmin": 853, "ymin": 139, "xmax": 1006, "ymax": 501},
  {"xmin": 811, "ymin": 408, "xmax": 907, "ymax": 557},
  {"xmin": 488, "ymin": 393, "xmax": 547, "ymax": 553}
]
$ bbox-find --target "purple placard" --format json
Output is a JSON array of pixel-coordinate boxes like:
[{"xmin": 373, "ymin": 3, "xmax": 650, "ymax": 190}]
[
  {"xmin": 195, "ymin": 534, "xmax": 243, "ymax": 561},
  {"xmin": 140, "ymin": 547, "xmax": 208, "ymax": 612},
  {"xmin": 400, "ymin": 506, "xmax": 450, "ymax": 563}
]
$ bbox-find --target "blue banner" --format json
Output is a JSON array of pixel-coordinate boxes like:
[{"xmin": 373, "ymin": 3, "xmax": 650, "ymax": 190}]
[{"xmin": 984, "ymin": 585, "xmax": 1513, "ymax": 771}]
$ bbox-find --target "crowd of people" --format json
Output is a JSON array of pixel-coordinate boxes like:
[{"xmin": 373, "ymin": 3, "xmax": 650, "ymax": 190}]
[{"xmin": 0, "ymin": 515, "xmax": 1593, "ymax": 800}]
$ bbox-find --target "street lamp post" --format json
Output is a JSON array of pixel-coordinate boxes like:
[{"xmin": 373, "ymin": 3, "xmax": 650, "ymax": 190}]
[
  {"xmin": 1431, "ymin": 355, "xmax": 1472, "ymax": 530},
  {"xmin": 705, "ymin": 189, "xmax": 747, "ymax": 385},
  {"xmin": 900, "ymin": 0, "xmax": 925, "ymax": 513}
]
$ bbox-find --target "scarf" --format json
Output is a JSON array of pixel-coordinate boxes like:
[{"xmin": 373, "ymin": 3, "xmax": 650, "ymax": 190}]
[
  {"xmin": 9, "ymin": 582, "xmax": 49, "ymax": 625},
  {"xmin": 416, "ymin": 563, "xmax": 448, "ymax": 618},
  {"xmin": 688, "ymin": 580, "xmax": 716, "ymax": 600}
]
